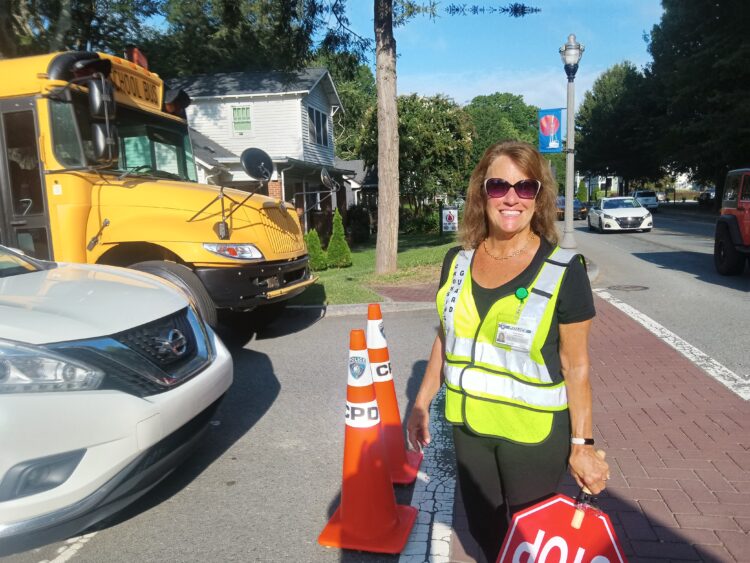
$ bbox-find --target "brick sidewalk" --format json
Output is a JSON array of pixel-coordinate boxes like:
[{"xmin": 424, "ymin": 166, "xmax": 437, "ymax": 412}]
[{"xmin": 375, "ymin": 285, "xmax": 749, "ymax": 562}]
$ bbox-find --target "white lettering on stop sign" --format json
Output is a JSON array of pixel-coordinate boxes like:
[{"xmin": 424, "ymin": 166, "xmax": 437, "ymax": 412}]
[{"xmin": 512, "ymin": 530, "xmax": 611, "ymax": 563}]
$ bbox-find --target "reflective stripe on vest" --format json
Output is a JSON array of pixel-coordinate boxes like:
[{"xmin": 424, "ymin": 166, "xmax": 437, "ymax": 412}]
[{"xmin": 444, "ymin": 364, "xmax": 568, "ymax": 409}]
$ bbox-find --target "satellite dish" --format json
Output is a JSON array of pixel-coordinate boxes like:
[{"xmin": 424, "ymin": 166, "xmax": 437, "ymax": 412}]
[
  {"xmin": 321, "ymin": 167, "xmax": 335, "ymax": 190},
  {"xmin": 240, "ymin": 148, "xmax": 273, "ymax": 182}
]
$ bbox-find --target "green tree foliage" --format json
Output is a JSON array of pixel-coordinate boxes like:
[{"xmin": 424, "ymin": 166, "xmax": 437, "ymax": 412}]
[
  {"xmin": 326, "ymin": 208, "xmax": 352, "ymax": 268},
  {"xmin": 0, "ymin": 0, "xmax": 161, "ymax": 58},
  {"xmin": 576, "ymin": 61, "xmax": 661, "ymax": 193},
  {"xmin": 145, "ymin": 0, "xmax": 327, "ymax": 78},
  {"xmin": 358, "ymin": 93, "xmax": 473, "ymax": 215},
  {"xmin": 646, "ymin": 0, "xmax": 750, "ymax": 197},
  {"xmin": 464, "ymin": 92, "xmax": 537, "ymax": 166},
  {"xmin": 304, "ymin": 228, "xmax": 328, "ymax": 271}
]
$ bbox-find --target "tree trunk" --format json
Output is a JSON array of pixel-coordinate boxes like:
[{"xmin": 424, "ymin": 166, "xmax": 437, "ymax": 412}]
[{"xmin": 374, "ymin": 0, "xmax": 399, "ymax": 274}]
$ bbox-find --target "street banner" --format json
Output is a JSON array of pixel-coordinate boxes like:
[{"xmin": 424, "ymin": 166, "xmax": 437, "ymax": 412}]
[
  {"xmin": 538, "ymin": 108, "xmax": 563, "ymax": 153},
  {"xmin": 442, "ymin": 207, "xmax": 458, "ymax": 232},
  {"xmin": 498, "ymin": 494, "xmax": 625, "ymax": 563}
]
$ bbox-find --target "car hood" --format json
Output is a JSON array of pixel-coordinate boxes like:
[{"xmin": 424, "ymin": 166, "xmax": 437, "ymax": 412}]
[
  {"xmin": 602, "ymin": 207, "xmax": 649, "ymax": 218},
  {"xmin": 0, "ymin": 263, "xmax": 186, "ymax": 345}
]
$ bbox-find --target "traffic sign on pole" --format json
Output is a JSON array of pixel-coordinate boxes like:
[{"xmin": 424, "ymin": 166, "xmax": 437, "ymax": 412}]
[{"xmin": 497, "ymin": 494, "xmax": 625, "ymax": 563}]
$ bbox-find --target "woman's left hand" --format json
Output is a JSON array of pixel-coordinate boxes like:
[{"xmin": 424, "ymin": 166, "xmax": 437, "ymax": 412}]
[{"xmin": 569, "ymin": 447, "xmax": 609, "ymax": 494}]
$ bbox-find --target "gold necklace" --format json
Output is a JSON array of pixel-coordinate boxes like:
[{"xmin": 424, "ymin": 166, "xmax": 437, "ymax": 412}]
[{"xmin": 482, "ymin": 233, "xmax": 536, "ymax": 261}]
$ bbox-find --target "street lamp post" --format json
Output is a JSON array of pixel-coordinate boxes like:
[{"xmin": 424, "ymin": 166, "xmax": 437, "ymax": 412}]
[{"xmin": 559, "ymin": 34, "xmax": 584, "ymax": 249}]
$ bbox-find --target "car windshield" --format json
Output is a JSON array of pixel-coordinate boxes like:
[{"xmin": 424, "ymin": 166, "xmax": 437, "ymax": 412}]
[
  {"xmin": 603, "ymin": 199, "xmax": 641, "ymax": 209},
  {"xmin": 637, "ymin": 191, "xmax": 656, "ymax": 198},
  {"xmin": 0, "ymin": 246, "xmax": 40, "ymax": 278},
  {"xmin": 48, "ymin": 92, "xmax": 198, "ymax": 182}
]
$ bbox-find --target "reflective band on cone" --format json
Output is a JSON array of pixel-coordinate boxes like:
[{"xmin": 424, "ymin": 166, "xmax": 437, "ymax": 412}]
[
  {"xmin": 318, "ymin": 329, "xmax": 417, "ymax": 554},
  {"xmin": 366, "ymin": 304, "xmax": 423, "ymax": 485}
]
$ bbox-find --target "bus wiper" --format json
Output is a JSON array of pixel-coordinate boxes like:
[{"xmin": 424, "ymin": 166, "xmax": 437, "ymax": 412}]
[{"xmin": 118, "ymin": 165, "xmax": 153, "ymax": 180}]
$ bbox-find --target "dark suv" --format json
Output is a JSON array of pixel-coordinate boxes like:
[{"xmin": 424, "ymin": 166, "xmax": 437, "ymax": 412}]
[{"xmin": 714, "ymin": 169, "xmax": 750, "ymax": 275}]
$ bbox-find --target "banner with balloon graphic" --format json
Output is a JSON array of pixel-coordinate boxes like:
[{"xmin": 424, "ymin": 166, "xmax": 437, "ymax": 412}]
[{"xmin": 538, "ymin": 108, "xmax": 563, "ymax": 153}]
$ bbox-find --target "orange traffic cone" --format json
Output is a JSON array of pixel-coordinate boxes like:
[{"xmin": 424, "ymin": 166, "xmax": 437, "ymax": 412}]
[
  {"xmin": 366, "ymin": 304, "xmax": 423, "ymax": 485},
  {"xmin": 318, "ymin": 329, "xmax": 417, "ymax": 553}
]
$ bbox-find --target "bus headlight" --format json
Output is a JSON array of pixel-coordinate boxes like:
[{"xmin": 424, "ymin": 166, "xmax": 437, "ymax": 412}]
[{"xmin": 203, "ymin": 243, "xmax": 264, "ymax": 260}]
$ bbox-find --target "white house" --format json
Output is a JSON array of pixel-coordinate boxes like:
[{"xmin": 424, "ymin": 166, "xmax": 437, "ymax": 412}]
[{"xmin": 170, "ymin": 68, "xmax": 353, "ymax": 235}]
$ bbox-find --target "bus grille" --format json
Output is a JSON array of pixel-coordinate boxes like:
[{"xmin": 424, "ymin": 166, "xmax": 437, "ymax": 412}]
[{"xmin": 260, "ymin": 207, "xmax": 304, "ymax": 254}]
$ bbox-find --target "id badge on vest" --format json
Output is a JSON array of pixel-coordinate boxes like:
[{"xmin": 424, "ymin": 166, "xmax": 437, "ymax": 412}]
[{"xmin": 495, "ymin": 318, "xmax": 535, "ymax": 352}]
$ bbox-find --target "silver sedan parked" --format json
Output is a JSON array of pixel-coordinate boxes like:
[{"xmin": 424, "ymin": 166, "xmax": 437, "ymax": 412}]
[{"xmin": 587, "ymin": 197, "xmax": 653, "ymax": 233}]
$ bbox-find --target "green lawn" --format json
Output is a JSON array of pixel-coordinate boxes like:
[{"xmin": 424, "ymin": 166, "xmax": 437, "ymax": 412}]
[{"xmin": 289, "ymin": 233, "xmax": 458, "ymax": 305}]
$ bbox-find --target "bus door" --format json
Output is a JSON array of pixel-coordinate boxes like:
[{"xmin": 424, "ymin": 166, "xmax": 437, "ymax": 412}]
[{"xmin": 0, "ymin": 100, "xmax": 51, "ymax": 259}]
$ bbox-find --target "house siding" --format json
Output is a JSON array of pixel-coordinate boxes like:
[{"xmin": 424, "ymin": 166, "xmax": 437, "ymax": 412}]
[
  {"xmin": 302, "ymin": 86, "xmax": 335, "ymax": 166},
  {"xmin": 187, "ymin": 94, "xmax": 304, "ymax": 160}
]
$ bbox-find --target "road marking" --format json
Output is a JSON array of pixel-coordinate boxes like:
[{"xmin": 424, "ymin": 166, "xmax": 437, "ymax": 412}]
[
  {"xmin": 595, "ymin": 289, "xmax": 749, "ymax": 400},
  {"xmin": 399, "ymin": 388, "xmax": 456, "ymax": 563},
  {"xmin": 38, "ymin": 532, "xmax": 96, "ymax": 563}
]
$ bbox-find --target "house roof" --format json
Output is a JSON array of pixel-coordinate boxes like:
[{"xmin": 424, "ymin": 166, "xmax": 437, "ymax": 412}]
[
  {"xmin": 334, "ymin": 158, "xmax": 378, "ymax": 187},
  {"xmin": 170, "ymin": 68, "xmax": 343, "ymax": 109},
  {"xmin": 189, "ymin": 127, "xmax": 237, "ymax": 168}
]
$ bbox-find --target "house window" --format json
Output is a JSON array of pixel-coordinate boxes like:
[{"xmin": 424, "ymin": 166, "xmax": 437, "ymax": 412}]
[
  {"xmin": 307, "ymin": 106, "xmax": 328, "ymax": 147},
  {"xmin": 232, "ymin": 106, "xmax": 251, "ymax": 135}
]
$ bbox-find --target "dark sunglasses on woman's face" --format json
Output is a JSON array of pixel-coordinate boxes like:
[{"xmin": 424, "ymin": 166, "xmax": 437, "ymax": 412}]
[{"xmin": 483, "ymin": 178, "xmax": 541, "ymax": 199}]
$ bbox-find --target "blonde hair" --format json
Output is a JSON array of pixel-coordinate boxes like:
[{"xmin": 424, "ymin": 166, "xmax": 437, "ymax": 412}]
[{"xmin": 459, "ymin": 140, "xmax": 559, "ymax": 249}]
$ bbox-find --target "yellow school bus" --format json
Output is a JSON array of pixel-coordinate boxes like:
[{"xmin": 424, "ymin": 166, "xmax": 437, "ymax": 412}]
[{"xmin": 0, "ymin": 51, "xmax": 316, "ymax": 326}]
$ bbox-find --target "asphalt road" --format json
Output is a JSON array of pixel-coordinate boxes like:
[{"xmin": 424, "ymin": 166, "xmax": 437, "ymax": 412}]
[
  {"xmin": 573, "ymin": 209, "xmax": 749, "ymax": 380},
  {"xmin": 5, "ymin": 308, "xmax": 439, "ymax": 563}
]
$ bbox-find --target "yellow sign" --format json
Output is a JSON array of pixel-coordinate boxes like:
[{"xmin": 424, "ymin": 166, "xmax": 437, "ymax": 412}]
[{"xmin": 108, "ymin": 62, "xmax": 162, "ymax": 111}]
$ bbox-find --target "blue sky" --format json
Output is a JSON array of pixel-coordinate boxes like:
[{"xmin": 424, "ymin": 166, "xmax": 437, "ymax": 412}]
[{"xmin": 343, "ymin": 0, "xmax": 664, "ymax": 110}]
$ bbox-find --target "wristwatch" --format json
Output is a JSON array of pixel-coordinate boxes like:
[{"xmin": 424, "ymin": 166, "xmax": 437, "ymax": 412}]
[{"xmin": 571, "ymin": 437, "xmax": 595, "ymax": 445}]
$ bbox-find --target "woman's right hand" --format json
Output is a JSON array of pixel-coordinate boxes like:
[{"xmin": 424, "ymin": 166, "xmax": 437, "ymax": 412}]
[{"xmin": 407, "ymin": 406, "xmax": 431, "ymax": 451}]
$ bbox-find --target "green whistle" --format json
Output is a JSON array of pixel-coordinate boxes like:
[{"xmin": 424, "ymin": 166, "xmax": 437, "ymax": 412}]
[{"xmin": 515, "ymin": 287, "xmax": 529, "ymax": 301}]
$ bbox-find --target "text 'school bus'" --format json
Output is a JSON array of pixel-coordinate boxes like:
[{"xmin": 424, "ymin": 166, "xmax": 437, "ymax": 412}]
[{"xmin": 0, "ymin": 51, "xmax": 316, "ymax": 326}]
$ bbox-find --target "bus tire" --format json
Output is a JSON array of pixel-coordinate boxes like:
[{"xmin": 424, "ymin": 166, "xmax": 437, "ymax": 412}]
[{"xmin": 130, "ymin": 260, "xmax": 219, "ymax": 327}]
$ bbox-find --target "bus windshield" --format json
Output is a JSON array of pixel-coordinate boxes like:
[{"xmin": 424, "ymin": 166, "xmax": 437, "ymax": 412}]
[{"xmin": 49, "ymin": 93, "xmax": 198, "ymax": 182}]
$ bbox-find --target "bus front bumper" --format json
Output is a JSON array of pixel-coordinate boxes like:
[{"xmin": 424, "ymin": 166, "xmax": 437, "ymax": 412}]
[{"xmin": 194, "ymin": 257, "xmax": 316, "ymax": 309}]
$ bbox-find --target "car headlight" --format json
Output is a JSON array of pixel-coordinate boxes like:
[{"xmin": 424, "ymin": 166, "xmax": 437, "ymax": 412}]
[
  {"xmin": 203, "ymin": 243, "xmax": 264, "ymax": 260},
  {"xmin": 0, "ymin": 340, "xmax": 103, "ymax": 393},
  {"xmin": 603, "ymin": 213, "xmax": 614, "ymax": 220}
]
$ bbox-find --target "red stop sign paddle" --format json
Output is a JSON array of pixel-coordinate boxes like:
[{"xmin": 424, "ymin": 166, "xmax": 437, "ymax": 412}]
[{"xmin": 497, "ymin": 494, "xmax": 625, "ymax": 563}]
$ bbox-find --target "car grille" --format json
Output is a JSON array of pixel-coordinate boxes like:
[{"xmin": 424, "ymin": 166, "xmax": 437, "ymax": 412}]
[
  {"xmin": 51, "ymin": 307, "xmax": 214, "ymax": 397},
  {"xmin": 260, "ymin": 207, "xmax": 304, "ymax": 254},
  {"xmin": 113, "ymin": 309, "xmax": 196, "ymax": 369},
  {"xmin": 615, "ymin": 217, "xmax": 643, "ymax": 228}
]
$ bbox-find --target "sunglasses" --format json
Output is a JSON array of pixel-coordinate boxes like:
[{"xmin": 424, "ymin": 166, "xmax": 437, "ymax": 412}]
[{"xmin": 483, "ymin": 178, "xmax": 541, "ymax": 199}]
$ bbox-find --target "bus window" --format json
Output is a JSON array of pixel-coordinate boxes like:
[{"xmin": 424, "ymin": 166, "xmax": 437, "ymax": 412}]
[{"xmin": 4, "ymin": 111, "xmax": 43, "ymax": 215}]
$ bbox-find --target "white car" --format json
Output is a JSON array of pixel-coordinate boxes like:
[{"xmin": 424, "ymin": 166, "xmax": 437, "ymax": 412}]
[
  {"xmin": 632, "ymin": 190, "xmax": 659, "ymax": 212},
  {"xmin": 0, "ymin": 246, "xmax": 233, "ymax": 555},
  {"xmin": 588, "ymin": 197, "xmax": 653, "ymax": 233}
]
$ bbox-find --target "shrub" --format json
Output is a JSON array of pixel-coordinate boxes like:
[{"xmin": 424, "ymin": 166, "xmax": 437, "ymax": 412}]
[
  {"xmin": 576, "ymin": 181, "xmax": 588, "ymax": 202},
  {"xmin": 344, "ymin": 204, "xmax": 371, "ymax": 244},
  {"xmin": 400, "ymin": 207, "xmax": 440, "ymax": 234},
  {"xmin": 304, "ymin": 229, "xmax": 328, "ymax": 271},
  {"xmin": 326, "ymin": 209, "xmax": 352, "ymax": 268}
]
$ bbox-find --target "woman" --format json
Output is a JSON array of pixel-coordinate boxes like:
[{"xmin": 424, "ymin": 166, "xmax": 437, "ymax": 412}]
[{"xmin": 407, "ymin": 141, "xmax": 609, "ymax": 562}]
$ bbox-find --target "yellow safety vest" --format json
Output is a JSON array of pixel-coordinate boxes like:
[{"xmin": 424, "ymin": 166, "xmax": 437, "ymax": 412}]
[{"xmin": 436, "ymin": 246, "xmax": 578, "ymax": 443}]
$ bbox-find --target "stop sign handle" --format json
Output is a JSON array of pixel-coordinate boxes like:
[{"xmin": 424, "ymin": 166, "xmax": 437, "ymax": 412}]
[{"xmin": 571, "ymin": 449, "xmax": 607, "ymax": 529}]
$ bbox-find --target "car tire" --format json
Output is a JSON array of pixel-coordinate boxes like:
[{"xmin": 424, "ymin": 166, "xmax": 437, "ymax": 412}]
[
  {"xmin": 130, "ymin": 260, "xmax": 219, "ymax": 327},
  {"xmin": 713, "ymin": 226, "xmax": 744, "ymax": 276},
  {"xmin": 587, "ymin": 217, "xmax": 594, "ymax": 232}
]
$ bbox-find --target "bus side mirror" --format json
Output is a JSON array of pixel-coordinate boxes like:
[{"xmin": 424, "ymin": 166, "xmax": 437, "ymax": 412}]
[
  {"xmin": 91, "ymin": 123, "xmax": 119, "ymax": 164},
  {"xmin": 87, "ymin": 77, "xmax": 116, "ymax": 120}
]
